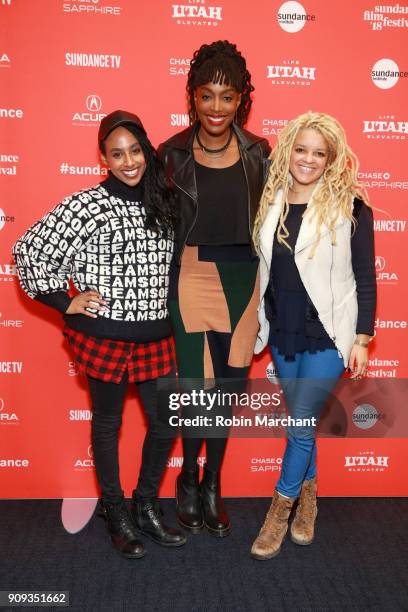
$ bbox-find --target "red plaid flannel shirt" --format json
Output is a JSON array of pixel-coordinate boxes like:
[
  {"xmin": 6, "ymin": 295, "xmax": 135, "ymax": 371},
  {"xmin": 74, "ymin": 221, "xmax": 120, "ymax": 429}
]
[{"xmin": 64, "ymin": 326, "xmax": 175, "ymax": 384}]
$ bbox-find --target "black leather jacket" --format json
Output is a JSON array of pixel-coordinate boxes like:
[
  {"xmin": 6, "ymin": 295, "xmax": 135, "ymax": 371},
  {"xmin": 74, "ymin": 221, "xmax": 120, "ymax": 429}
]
[{"xmin": 158, "ymin": 123, "xmax": 271, "ymax": 264}]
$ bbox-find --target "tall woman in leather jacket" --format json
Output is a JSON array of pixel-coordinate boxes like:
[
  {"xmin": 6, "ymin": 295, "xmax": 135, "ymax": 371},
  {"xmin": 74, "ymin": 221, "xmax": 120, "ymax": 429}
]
[
  {"xmin": 159, "ymin": 40, "xmax": 270, "ymax": 537},
  {"xmin": 250, "ymin": 112, "xmax": 376, "ymax": 560}
]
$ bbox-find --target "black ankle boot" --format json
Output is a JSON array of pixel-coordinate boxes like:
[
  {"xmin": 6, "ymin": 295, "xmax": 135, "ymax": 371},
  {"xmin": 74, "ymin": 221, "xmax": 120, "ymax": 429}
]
[
  {"xmin": 200, "ymin": 466, "xmax": 231, "ymax": 537},
  {"xmin": 176, "ymin": 468, "xmax": 204, "ymax": 533},
  {"xmin": 131, "ymin": 498, "xmax": 187, "ymax": 547},
  {"xmin": 101, "ymin": 500, "xmax": 146, "ymax": 559}
]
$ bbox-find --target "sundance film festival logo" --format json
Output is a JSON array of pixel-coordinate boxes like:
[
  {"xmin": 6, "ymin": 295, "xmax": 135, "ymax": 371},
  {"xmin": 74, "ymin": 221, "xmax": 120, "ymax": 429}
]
[
  {"xmin": 371, "ymin": 58, "xmax": 407, "ymax": 89},
  {"xmin": 375, "ymin": 255, "xmax": 398, "ymax": 284},
  {"xmin": 277, "ymin": 1, "xmax": 315, "ymax": 32},
  {"xmin": 363, "ymin": 4, "xmax": 408, "ymax": 31},
  {"xmin": 0, "ymin": 397, "xmax": 19, "ymax": 425},
  {"xmin": 72, "ymin": 94, "xmax": 106, "ymax": 126},
  {"xmin": 367, "ymin": 356, "xmax": 399, "ymax": 378},
  {"xmin": 63, "ymin": 0, "xmax": 122, "ymax": 16},
  {"xmin": 267, "ymin": 60, "xmax": 316, "ymax": 86},
  {"xmin": 352, "ymin": 404, "xmax": 384, "ymax": 430},
  {"xmin": 74, "ymin": 445, "xmax": 95, "ymax": 470},
  {"xmin": 0, "ymin": 153, "xmax": 19, "ymax": 175},
  {"xmin": 344, "ymin": 451, "xmax": 389, "ymax": 472},
  {"xmin": 358, "ymin": 169, "xmax": 408, "ymax": 191},
  {"xmin": 0, "ymin": 52, "xmax": 10, "ymax": 67},
  {"xmin": 171, "ymin": 1, "xmax": 223, "ymax": 26},
  {"xmin": 363, "ymin": 115, "xmax": 408, "ymax": 141}
]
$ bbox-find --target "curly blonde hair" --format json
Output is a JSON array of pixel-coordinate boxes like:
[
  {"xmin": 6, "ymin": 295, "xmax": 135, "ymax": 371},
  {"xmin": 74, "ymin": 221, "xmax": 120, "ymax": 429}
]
[{"xmin": 253, "ymin": 112, "xmax": 368, "ymax": 256}]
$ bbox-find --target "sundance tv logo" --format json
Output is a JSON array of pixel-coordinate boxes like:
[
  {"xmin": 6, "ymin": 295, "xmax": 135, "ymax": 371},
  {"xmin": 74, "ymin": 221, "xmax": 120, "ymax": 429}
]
[
  {"xmin": 267, "ymin": 60, "xmax": 316, "ymax": 87},
  {"xmin": 63, "ymin": 0, "xmax": 122, "ymax": 15},
  {"xmin": 277, "ymin": 1, "xmax": 315, "ymax": 33},
  {"xmin": 72, "ymin": 95, "xmax": 106, "ymax": 126},
  {"xmin": 65, "ymin": 52, "xmax": 121, "ymax": 69},
  {"xmin": 362, "ymin": 115, "xmax": 408, "ymax": 141},
  {"xmin": 0, "ymin": 398, "xmax": 19, "ymax": 425},
  {"xmin": 171, "ymin": 0, "xmax": 223, "ymax": 26}
]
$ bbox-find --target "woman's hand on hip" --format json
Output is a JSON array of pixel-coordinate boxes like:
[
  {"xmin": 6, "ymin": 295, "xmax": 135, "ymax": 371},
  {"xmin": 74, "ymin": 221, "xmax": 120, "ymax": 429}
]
[{"xmin": 65, "ymin": 291, "xmax": 107, "ymax": 318}]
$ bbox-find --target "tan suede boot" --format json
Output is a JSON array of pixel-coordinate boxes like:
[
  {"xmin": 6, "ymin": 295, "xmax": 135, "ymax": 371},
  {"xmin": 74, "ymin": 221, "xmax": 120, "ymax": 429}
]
[
  {"xmin": 251, "ymin": 491, "xmax": 295, "ymax": 560},
  {"xmin": 290, "ymin": 477, "xmax": 317, "ymax": 546}
]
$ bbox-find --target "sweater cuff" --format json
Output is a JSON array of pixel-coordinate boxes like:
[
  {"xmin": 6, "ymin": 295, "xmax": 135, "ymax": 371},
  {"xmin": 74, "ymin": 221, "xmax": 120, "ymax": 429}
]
[{"xmin": 35, "ymin": 291, "xmax": 73, "ymax": 314}]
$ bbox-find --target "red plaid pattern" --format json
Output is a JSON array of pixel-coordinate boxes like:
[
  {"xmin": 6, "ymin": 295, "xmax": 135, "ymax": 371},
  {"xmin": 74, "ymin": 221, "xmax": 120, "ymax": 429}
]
[{"xmin": 64, "ymin": 326, "xmax": 175, "ymax": 383}]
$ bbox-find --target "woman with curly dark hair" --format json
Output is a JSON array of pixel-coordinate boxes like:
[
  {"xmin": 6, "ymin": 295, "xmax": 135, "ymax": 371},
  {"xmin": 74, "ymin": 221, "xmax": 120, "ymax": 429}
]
[
  {"xmin": 13, "ymin": 110, "xmax": 186, "ymax": 559},
  {"xmin": 159, "ymin": 41, "xmax": 270, "ymax": 537}
]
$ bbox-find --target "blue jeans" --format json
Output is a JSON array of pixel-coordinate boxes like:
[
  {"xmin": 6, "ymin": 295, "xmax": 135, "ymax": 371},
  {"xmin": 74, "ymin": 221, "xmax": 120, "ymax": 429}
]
[{"xmin": 270, "ymin": 347, "xmax": 344, "ymax": 498}]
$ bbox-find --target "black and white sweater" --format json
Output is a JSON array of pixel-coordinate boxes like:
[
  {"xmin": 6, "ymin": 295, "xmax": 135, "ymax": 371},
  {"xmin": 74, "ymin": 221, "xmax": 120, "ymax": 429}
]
[{"xmin": 12, "ymin": 174, "xmax": 174, "ymax": 342}]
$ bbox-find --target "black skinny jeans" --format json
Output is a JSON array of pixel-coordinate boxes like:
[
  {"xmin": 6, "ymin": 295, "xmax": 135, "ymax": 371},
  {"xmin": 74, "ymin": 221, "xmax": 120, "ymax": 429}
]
[{"xmin": 87, "ymin": 371, "xmax": 176, "ymax": 504}]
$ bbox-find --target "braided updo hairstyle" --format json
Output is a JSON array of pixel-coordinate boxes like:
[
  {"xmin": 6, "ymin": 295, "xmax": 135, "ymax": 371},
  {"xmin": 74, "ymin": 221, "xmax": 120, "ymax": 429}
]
[{"xmin": 187, "ymin": 40, "xmax": 254, "ymax": 127}]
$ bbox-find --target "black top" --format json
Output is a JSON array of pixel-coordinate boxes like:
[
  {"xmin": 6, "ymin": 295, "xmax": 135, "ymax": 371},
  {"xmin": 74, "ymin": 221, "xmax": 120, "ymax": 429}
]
[
  {"xmin": 187, "ymin": 159, "xmax": 250, "ymax": 245},
  {"xmin": 267, "ymin": 200, "xmax": 376, "ymax": 360}
]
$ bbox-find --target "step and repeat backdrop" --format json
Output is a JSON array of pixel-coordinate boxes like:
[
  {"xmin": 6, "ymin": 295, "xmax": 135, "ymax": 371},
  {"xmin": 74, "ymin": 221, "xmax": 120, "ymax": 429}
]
[{"xmin": 1, "ymin": 0, "xmax": 407, "ymax": 498}]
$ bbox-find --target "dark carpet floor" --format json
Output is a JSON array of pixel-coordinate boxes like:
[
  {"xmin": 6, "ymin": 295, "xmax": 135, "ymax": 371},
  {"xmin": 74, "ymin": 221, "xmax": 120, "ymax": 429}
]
[{"xmin": 0, "ymin": 498, "xmax": 407, "ymax": 612}]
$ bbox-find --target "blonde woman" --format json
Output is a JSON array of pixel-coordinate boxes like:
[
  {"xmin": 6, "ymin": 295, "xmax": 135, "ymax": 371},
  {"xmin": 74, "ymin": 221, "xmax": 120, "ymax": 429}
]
[{"xmin": 250, "ymin": 112, "xmax": 376, "ymax": 560}]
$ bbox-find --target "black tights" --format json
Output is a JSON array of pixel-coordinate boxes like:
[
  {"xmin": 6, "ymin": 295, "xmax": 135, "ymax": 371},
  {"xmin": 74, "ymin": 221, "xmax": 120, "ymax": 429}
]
[
  {"xmin": 182, "ymin": 437, "xmax": 228, "ymax": 472},
  {"xmin": 88, "ymin": 372, "xmax": 176, "ymax": 504}
]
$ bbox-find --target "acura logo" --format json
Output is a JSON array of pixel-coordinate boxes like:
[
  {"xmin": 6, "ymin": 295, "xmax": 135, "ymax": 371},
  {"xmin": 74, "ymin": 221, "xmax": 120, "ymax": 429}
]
[
  {"xmin": 0, "ymin": 398, "xmax": 4, "ymax": 412},
  {"xmin": 87, "ymin": 445, "xmax": 93, "ymax": 458},
  {"xmin": 375, "ymin": 256, "xmax": 385, "ymax": 271},
  {"xmin": 86, "ymin": 95, "xmax": 102, "ymax": 112}
]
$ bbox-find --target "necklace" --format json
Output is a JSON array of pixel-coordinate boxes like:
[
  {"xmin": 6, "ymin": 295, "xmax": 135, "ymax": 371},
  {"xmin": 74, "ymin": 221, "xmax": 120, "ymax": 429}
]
[{"xmin": 196, "ymin": 128, "xmax": 233, "ymax": 158}]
